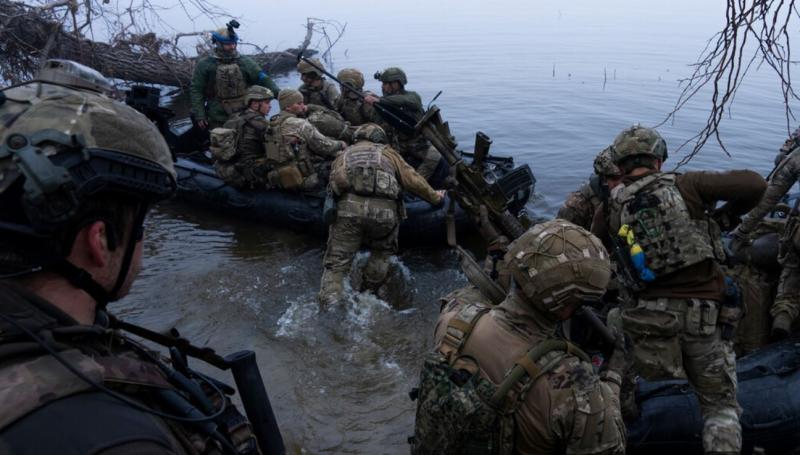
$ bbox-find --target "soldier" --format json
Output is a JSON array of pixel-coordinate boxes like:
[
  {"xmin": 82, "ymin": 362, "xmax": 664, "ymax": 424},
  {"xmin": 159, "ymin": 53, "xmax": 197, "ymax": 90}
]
[
  {"xmin": 557, "ymin": 147, "xmax": 623, "ymax": 230},
  {"xmin": 297, "ymin": 58, "xmax": 339, "ymax": 110},
  {"xmin": 265, "ymin": 89, "xmax": 347, "ymax": 190},
  {"xmin": 334, "ymin": 68, "xmax": 378, "ymax": 126},
  {"xmin": 364, "ymin": 67, "xmax": 443, "ymax": 181},
  {"xmin": 731, "ymin": 127, "xmax": 800, "ymax": 339},
  {"xmin": 600, "ymin": 125, "xmax": 767, "ymax": 454},
  {"xmin": 0, "ymin": 60, "xmax": 273, "ymax": 454},
  {"xmin": 190, "ymin": 22, "xmax": 280, "ymax": 130},
  {"xmin": 319, "ymin": 124, "xmax": 444, "ymax": 308},
  {"xmin": 212, "ymin": 85, "xmax": 274, "ymax": 188},
  {"xmin": 411, "ymin": 220, "xmax": 627, "ymax": 455}
]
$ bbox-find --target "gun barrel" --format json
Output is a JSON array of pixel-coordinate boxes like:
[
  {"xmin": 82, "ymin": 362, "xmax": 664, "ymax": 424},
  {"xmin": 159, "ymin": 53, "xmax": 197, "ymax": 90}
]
[
  {"xmin": 226, "ymin": 350, "xmax": 285, "ymax": 455},
  {"xmin": 575, "ymin": 307, "xmax": 616, "ymax": 346}
]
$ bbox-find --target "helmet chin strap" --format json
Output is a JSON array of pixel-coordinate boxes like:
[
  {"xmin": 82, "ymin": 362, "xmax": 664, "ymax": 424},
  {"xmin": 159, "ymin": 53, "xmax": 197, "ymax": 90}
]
[{"xmin": 50, "ymin": 203, "xmax": 149, "ymax": 310}]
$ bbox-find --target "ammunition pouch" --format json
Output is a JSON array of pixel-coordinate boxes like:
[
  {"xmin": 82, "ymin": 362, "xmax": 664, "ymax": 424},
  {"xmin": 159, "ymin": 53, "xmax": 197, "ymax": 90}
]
[
  {"xmin": 685, "ymin": 299, "xmax": 719, "ymax": 337},
  {"xmin": 219, "ymin": 97, "xmax": 246, "ymax": 115},
  {"xmin": 621, "ymin": 305, "xmax": 683, "ymax": 379},
  {"xmin": 268, "ymin": 165, "xmax": 304, "ymax": 190}
]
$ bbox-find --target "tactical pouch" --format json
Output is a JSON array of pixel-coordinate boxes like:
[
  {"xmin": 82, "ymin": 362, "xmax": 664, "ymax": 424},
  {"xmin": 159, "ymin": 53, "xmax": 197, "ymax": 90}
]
[
  {"xmin": 209, "ymin": 127, "xmax": 238, "ymax": 161},
  {"xmin": 276, "ymin": 165, "xmax": 303, "ymax": 190},
  {"xmin": 685, "ymin": 299, "xmax": 719, "ymax": 337},
  {"xmin": 323, "ymin": 193, "xmax": 337, "ymax": 225},
  {"xmin": 621, "ymin": 307, "xmax": 684, "ymax": 379}
]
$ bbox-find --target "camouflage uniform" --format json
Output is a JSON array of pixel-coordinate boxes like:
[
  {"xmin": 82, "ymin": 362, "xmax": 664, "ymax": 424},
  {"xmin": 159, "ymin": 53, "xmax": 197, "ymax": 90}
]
[
  {"xmin": 603, "ymin": 126, "xmax": 766, "ymax": 454},
  {"xmin": 335, "ymin": 68, "xmax": 379, "ymax": 126},
  {"xmin": 557, "ymin": 148, "xmax": 623, "ymax": 230},
  {"xmin": 734, "ymin": 145, "xmax": 800, "ymax": 333},
  {"xmin": 558, "ymin": 182, "xmax": 601, "ymax": 230},
  {"xmin": 214, "ymin": 107, "xmax": 270, "ymax": 187},
  {"xmin": 319, "ymin": 125, "xmax": 442, "ymax": 306},
  {"xmin": 190, "ymin": 51, "xmax": 279, "ymax": 129},
  {"xmin": 0, "ymin": 63, "xmax": 263, "ymax": 454},
  {"xmin": 265, "ymin": 92, "xmax": 346, "ymax": 190},
  {"xmin": 413, "ymin": 221, "xmax": 625, "ymax": 455},
  {"xmin": 306, "ymin": 104, "xmax": 354, "ymax": 142},
  {"xmin": 299, "ymin": 79, "xmax": 339, "ymax": 110}
]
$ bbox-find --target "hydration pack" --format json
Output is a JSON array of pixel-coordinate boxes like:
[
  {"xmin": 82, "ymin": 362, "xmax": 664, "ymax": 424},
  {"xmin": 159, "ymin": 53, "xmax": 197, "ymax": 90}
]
[{"xmin": 409, "ymin": 304, "xmax": 582, "ymax": 455}]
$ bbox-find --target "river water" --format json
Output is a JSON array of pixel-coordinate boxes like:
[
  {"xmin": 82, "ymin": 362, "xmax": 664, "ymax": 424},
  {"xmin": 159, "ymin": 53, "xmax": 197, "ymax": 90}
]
[{"xmin": 117, "ymin": 1, "xmax": 795, "ymax": 453}]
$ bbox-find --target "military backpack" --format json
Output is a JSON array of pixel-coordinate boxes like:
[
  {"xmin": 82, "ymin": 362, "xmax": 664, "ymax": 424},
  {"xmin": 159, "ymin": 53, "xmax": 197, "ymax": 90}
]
[{"xmin": 409, "ymin": 303, "xmax": 587, "ymax": 455}]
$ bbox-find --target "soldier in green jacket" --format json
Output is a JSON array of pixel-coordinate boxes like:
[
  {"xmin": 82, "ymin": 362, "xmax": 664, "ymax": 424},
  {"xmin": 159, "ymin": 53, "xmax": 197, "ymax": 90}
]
[
  {"xmin": 190, "ymin": 24, "xmax": 280, "ymax": 130},
  {"xmin": 364, "ymin": 67, "xmax": 443, "ymax": 181}
]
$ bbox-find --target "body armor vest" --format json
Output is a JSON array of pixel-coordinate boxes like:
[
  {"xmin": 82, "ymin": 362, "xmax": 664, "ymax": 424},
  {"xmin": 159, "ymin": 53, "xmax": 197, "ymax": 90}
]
[
  {"xmin": 266, "ymin": 112, "xmax": 315, "ymax": 183},
  {"xmin": 225, "ymin": 110, "xmax": 267, "ymax": 163},
  {"xmin": 333, "ymin": 142, "xmax": 400, "ymax": 199},
  {"xmin": 611, "ymin": 173, "xmax": 724, "ymax": 277},
  {"xmin": 215, "ymin": 61, "xmax": 246, "ymax": 114}
]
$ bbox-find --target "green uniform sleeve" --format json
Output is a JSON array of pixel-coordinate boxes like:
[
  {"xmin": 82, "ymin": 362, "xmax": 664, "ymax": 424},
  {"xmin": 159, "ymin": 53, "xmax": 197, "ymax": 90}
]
[
  {"xmin": 379, "ymin": 91, "xmax": 423, "ymax": 114},
  {"xmin": 240, "ymin": 56, "xmax": 280, "ymax": 96},
  {"xmin": 190, "ymin": 58, "xmax": 213, "ymax": 120}
]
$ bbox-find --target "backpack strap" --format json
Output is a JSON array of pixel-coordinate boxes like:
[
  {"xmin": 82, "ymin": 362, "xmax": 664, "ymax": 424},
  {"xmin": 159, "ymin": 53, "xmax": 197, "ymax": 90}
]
[
  {"xmin": 490, "ymin": 339, "xmax": 589, "ymax": 408},
  {"xmin": 438, "ymin": 304, "xmax": 491, "ymax": 364}
]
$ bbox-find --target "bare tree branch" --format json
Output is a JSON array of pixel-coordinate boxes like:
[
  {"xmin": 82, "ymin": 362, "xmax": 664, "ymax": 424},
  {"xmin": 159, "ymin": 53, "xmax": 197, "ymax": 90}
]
[{"xmin": 657, "ymin": 0, "xmax": 799, "ymax": 167}]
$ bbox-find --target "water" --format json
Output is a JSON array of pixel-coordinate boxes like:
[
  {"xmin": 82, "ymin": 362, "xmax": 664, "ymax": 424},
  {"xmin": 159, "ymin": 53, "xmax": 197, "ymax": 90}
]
[{"xmin": 118, "ymin": 1, "xmax": 796, "ymax": 452}]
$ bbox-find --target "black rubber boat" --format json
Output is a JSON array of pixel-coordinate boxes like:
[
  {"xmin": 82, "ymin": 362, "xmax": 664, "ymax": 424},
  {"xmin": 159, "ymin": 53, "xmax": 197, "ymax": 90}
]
[
  {"xmin": 174, "ymin": 151, "xmax": 534, "ymax": 243},
  {"xmin": 629, "ymin": 338, "xmax": 800, "ymax": 454}
]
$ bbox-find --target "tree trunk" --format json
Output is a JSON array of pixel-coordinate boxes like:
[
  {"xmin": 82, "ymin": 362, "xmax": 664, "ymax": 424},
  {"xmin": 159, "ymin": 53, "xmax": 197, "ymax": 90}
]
[{"xmin": 0, "ymin": 0, "xmax": 312, "ymax": 88}]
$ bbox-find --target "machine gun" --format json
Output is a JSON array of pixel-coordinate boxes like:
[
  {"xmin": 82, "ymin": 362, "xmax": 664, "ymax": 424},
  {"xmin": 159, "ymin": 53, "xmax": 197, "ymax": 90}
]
[{"xmin": 416, "ymin": 106, "xmax": 534, "ymax": 243}]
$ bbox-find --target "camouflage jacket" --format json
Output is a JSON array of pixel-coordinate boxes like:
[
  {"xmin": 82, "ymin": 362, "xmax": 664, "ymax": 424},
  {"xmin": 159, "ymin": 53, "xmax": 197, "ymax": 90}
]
[
  {"xmin": 557, "ymin": 182, "xmax": 601, "ymax": 230},
  {"xmin": 329, "ymin": 141, "xmax": 442, "ymax": 204},
  {"xmin": 0, "ymin": 282, "xmax": 255, "ymax": 455},
  {"xmin": 271, "ymin": 111, "xmax": 345, "ymax": 160},
  {"xmin": 224, "ymin": 108, "xmax": 268, "ymax": 163},
  {"xmin": 739, "ymin": 147, "xmax": 800, "ymax": 234},
  {"xmin": 190, "ymin": 54, "xmax": 279, "ymax": 125},
  {"xmin": 335, "ymin": 90, "xmax": 379, "ymax": 126},
  {"xmin": 299, "ymin": 79, "xmax": 339, "ymax": 110},
  {"xmin": 432, "ymin": 292, "xmax": 626, "ymax": 455}
]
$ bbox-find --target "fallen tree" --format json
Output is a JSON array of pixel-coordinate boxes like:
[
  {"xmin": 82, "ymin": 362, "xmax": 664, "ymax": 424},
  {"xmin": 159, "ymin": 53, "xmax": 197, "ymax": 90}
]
[{"xmin": 0, "ymin": 0, "xmax": 343, "ymax": 89}]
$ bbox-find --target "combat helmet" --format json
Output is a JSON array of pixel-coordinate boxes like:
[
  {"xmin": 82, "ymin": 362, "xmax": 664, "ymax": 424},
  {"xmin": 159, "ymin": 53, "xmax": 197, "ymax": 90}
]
[
  {"xmin": 245, "ymin": 86, "xmax": 274, "ymax": 105},
  {"xmin": 211, "ymin": 20, "xmax": 240, "ymax": 44},
  {"xmin": 504, "ymin": 219, "xmax": 610, "ymax": 318},
  {"xmin": 610, "ymin": 125, "xmax": 667, "ymax": 164},
  {"xmin": 338, "ymin": 68, "xmax": 365, "ymax": 90},
  {"xmin": 374, "ymin": 67, "xmax": 407, "ymax": 85},
  {"xmin": 297, "ymin": 58, "xmax": 325, "ymax": 78},
  {"xmin": 0, "ymin": 63, "xmax": 176, "ymax": 304},
  {"xmin": 352, "ymin": 123, "xmax": 388, "ymax": 144},
  {"xmin": 593, "ymin": 146, "xmax": 622, "ymax": 177},
  {"xmin": 37, "ymin": 59, "xmax": 114, "ymax": 95}
]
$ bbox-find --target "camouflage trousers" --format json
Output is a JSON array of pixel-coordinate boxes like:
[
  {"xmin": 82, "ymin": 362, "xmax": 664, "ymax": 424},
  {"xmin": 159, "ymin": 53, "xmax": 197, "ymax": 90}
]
[
  {"xmin": 773, "ymin": 245, "xmax": 800, "ymax": 322},
  {"xmin": 318, "ymin": 194, "xmax": 399, "ymax": 306},
  {"xmin": 621, "ymin": 298, "xmax": 742, "ymax": 453},
  {"xmin": 214, "ymin": 159, "xmax": 271, "ymax": 189}
]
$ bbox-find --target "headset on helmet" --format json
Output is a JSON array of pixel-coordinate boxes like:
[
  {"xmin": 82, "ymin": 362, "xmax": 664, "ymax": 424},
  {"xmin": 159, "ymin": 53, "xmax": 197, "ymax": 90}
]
[
  {"xmin": 0, "ymin": 68, "xmax": 176, "ymax": 304},
  {"xmin": 504, "ymin": 219, "xmax": 610, "ymax": 317}
]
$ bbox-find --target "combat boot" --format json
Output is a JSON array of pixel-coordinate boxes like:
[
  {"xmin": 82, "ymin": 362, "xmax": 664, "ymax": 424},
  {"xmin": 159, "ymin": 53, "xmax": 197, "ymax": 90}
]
[{"xmin": 771, "ymin": 312, "xmax": 793, "ymax": 340}]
